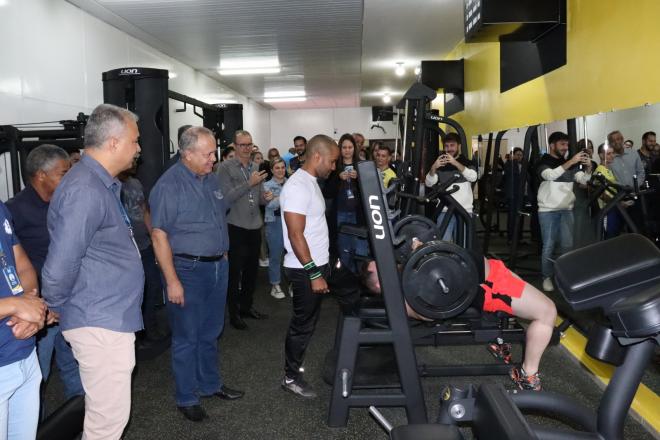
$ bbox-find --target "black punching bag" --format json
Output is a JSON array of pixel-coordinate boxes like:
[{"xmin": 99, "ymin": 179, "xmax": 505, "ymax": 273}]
[{"xmin": 102, "ymin": 67, "xmax": 169, "ymax": 195}]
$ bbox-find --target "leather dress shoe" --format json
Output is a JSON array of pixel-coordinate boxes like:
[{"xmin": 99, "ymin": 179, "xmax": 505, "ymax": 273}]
[
  {"xmin": 240, "ymin": 308, "xmax": 268, "ymax": 320},
  {"xmin": 205, "ymin": 386, "xmax": 245, "ymax": 401},
  {"xmin": 177, "ymin": 405, "xmax": 207, "ymax": 422},
  {"xmin": 230, "ymin": 315, "xmax": 248, "ymax": 330}
]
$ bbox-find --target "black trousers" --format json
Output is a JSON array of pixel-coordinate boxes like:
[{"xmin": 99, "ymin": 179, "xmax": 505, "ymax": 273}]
[
  {"xmin": 227, "ymin": 224, "xmax": 261, "ymax": 317},
  {"xmin": 283, "ymin": 264, "xmax": 360, "ymax": 379}
]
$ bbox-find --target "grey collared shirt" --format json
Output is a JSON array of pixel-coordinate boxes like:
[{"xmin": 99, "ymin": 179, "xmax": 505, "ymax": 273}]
[
  {"xmin": 215, "ymin": 158, "xmax": 264, "ymax": 230},
  {"xmin": 150, "ymin": 161, "xmax": 230, "ymax": 255},
  {"xmin": 611, "ymin": 149, "xmax": 645, "ymax": 187},
  {"xmin": 42, "ymin": 154, "xmax": 145, "ymax": 333}
]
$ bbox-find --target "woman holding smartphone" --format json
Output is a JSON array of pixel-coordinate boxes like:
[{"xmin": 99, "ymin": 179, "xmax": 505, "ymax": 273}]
[
  {"xmin": 263, "ymin": 158, "xmax": 288, "ymax": 298},
  {"xmin": 324, "ymin": 133, "xmax": 367, "ymax": 273}
]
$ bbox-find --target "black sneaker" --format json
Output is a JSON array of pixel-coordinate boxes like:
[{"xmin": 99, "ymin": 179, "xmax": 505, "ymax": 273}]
[
  {"xmin": 177, "ymin": 405, "xmax": 208, "ymax": 422},
  {"xmin": 281, "ymin": 376, "xmax": 317, "ymax": 398}
]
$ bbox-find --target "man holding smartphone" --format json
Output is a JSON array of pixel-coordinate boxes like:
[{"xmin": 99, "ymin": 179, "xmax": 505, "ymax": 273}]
[{"xmin": 425, "ymin": 132, "xmax": 478, "ymax": 241}]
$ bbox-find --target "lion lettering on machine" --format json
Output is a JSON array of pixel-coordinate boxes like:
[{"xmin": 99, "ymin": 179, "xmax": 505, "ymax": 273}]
[{"xmin": 368, "ymin": 195, "xmax": 385, "ymax": 240}]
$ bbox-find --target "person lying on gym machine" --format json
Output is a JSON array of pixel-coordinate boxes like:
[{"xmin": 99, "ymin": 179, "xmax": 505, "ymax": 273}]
[{"xmin": 358, "ymin": 239, "xmax": 557, "ymax": 391}]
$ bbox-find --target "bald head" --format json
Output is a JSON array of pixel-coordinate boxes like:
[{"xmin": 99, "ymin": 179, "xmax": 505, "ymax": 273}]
[{"xmin": 302, "ymin": 134, "xmax": 339, "ymax": 178}]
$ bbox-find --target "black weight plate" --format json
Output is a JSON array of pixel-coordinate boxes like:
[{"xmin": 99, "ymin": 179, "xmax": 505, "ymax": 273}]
[
  {"xmin": 393, "ymin": 215, "xmax": 437, "ymax": 262},
  {"xmin": 402, "ymin": 241, "xmax": 479, "ymax": 320}
]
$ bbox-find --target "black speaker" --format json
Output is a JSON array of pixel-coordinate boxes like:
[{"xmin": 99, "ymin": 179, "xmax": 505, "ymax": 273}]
[
  {"xmin": 102, "ymin": 67, "xmax": 170, "ymax": 195},
  {"xmin": 372, "ymin": 106, "xmax": 393, "ymax": 122}
]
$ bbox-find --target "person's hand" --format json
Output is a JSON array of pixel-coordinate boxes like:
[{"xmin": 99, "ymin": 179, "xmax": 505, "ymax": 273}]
[
  {"xmin": 264, "ymin": 190, "xmax": 274, "ymax": 201},
  {"xmin": 7, "ymin": 317, "xmax": 41, "ymax": 339},
  {"xmin": 411, "ymin": 238, "xmax": 424, "ymax": 251},
  {"xmin": 444, "ymin": 154, "xmax": 458, "ymax": 166},
  {"xmin": 167, "ymin": 280, "xmax": 185, "ymax": 307},
  {"xmin": 570, "ymin": 151, "xmax": 588, "ymax": 166},
  {"xmin": 311, "ymin": 277, "xmax": 329, "ymax": 294},
  {"xmin": 620, "ymin": 199, "xmax": 635, "ymax": 208},
  {"xmin": 9, "ymin": 295, "xmax": 46, "ymax": 324},
  {"xmin": 339, "ymin": 171, "xmax": 349, "ymax": 181},
  {"xmin": 249, "ymin": 170, "xmax": 268, "ymax": 186},
  {"xmin": 46, "ymin": 309, "xmax": 59, "ymax": 325},
  {"xmin": 349, "ymin": 169, "xmax": 358, "ymax": 179}
]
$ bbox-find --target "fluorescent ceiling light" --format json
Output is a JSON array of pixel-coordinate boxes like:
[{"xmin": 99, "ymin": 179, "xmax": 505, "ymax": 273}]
[
  {"xmin": 264, "ymin": 90, "xmax": 306, "ymax": 98},
  {"xmin": 219, "ymin": 67, "xmax": 280, "ymax": 76},
  {"xmin": 395, "ymin": 62, "xmax": 405, "ymax": 77},
  {"xmin": 168, "ymin": 72, "xmax": 177, "ymax": 79},
  {"xmin": 219, "ymin": 56, "xmax": 280, "ymax": 75},
  {"xmin": 414, "ymin": 66, "xmax": 421, "ymax": 76},
  {"xmin": 264, "ymin": 97, "xmax": 307, "ymax": 103},
  {"xmin": 382, "ymin": 93, "xmax": 391, "ymax": 104}
]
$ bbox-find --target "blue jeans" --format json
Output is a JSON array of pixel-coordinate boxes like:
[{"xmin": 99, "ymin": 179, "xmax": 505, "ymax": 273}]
[
  {"xmin": 538, "ymin": 210, "xmax": 574, "ymax": 278},
  {"xmin": 265, "ymin": 219, "xmax": 284, "ymax": 284},
  {"xmin": 167, "ymin": 257, "xmax": 228, "ymax": 407},
  {"xmin": 436, "ymin": 212, "xmax": 457, "ymax": 242},
  {"xmin": 37, "ymin": 324, "xmax": 83, "ymax": 400},
  {"xmin": 336, "ymin": 210, "xmax": 369, "ymax": 273},
  {"xmin": 0, "ymin": 349, "xmax": 41, "ymax": 440}
]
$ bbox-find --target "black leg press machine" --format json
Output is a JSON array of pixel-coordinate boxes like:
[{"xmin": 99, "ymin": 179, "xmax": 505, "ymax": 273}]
[{"xmin": 370, "ymin": 233, "xmax": 660, "ymax": 440}]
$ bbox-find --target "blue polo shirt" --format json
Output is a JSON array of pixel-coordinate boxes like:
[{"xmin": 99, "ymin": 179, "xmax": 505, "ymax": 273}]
[
  {"xmin": 150, "ymin": 161, "xmax": 230, "ymax": 255},
  {"xmin": 0, "ymin": 202, "xmax": 34, "ymax": 368},
  {"xmin": 6, "ymin": 185, "xmax": 49, "ymax": 274}
]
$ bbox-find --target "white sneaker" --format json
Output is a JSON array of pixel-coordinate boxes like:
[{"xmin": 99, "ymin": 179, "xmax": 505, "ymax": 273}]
[
  {"xmin": 542, "ymin": 277, "xmax": 554, "ymax": 292},
  {"xmin": 259, "ymin": 258, "xmax": 270, "ymax": 267},
  {"xmin": 271, "ymin": 285, "xmax": 285, "ymax": 299}
]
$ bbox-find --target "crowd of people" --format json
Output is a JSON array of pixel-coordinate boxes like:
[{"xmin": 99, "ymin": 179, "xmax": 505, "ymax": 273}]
[{"xmin": 0, "ymin": 100, "xmax": 657, "ymax": 439}]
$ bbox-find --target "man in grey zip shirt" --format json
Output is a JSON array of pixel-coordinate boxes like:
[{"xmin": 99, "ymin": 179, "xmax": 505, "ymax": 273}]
[
  {"xmin": 608, "ymin": 130, "xmax": 646, "ymax": 232},
  {"xmin": 216, "ymin": 130, "xmax": 272, "ymax": 330}
]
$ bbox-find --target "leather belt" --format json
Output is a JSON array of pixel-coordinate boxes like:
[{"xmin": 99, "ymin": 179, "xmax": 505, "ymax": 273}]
[{"xmin": 174, "ymin": 253, "xmax": 224, "ymax": 262}]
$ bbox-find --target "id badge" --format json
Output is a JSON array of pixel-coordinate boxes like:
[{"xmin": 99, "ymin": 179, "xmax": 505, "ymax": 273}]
[{"xmin": 3, "ymin": 265, "xmax": 24, "ymax": 295}]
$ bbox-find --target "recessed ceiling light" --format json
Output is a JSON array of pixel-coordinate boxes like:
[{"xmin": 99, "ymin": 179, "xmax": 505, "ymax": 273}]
[
  {"xmin": 168, "ymin": 72, "xmax": 177, "ymax": 79},
  {"xmin": 264, "ymin": 97, "xmax": 307, "ymax": 103},
  {"xmin": 414, "ymin": 66, "xmax": 421, "ymax": 76},
  {"xmin": 264, "ymin": 90, "xmax": 306, "ymax": 98},
  {"xmin": 395, "ymin": 62, "xmax": 405, "ymax": 77},
  {"xmin": 382, "ymin": 93, "xmax": 392, "ymax": 104}
]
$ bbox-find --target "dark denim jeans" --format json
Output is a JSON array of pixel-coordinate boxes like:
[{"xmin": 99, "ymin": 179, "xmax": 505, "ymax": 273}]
[
  {"xmin": 167, "ymin": 256, "xmax": 228, "ymax": 407},
  {"xmin": 141, "ymin": 245, "xmax": 164, "ymax": 333},
  {"xmin": 336, "ymin": 210, "xmax": 369, "ymax": 273},
  {"xmin": 265, "ymin": 219, "xmax": 284, "ymax": 285}
]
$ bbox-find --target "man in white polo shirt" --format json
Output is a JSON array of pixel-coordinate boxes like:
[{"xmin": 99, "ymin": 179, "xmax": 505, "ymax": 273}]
[{"xmin": 280, "ymin": 134, "xmax": 339, "ymax": 398}]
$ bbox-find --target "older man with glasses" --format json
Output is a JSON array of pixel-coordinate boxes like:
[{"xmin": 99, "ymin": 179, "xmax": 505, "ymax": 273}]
[{"xmin": 216, "ymin": 130, "xmax": 271, "ymax": 330}]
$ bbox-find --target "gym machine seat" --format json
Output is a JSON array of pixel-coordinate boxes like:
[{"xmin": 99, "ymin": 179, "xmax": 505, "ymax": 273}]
[{"xmin": 553, "ymin": 233, "xmax": 660, "ymax": 312}]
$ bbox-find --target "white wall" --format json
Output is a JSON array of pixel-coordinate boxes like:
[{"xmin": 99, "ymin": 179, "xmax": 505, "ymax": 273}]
[
  {"xmin": 269, "ymin": 107, "xmax": 399, "ymax": 154},
  {"xmin": 0, "ymin": 0, "xmax": 269, "ymax": 199}
]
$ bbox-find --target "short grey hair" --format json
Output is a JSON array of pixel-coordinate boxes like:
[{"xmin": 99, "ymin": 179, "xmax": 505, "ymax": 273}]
[
  {"xmin": 178, "ymin": 126, "xmax": 215, "ymax": 153},
  {"xmin": 233, "ymin": 130, "xmax": 252, "ymax": 143},
  {"xmin": 25, "ymin": 144, "xmax": 69, "ymax": 181},
  {"xmin": 84, "ymin": 103, "xmax": 138, "ymax": 149}
]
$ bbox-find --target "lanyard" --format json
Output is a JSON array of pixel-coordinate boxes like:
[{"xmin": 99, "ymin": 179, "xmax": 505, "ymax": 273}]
[
  {"xmin": 239, "ymin": 163, "xmax": 256, "ymax": 208},
  {"xmin": 0, "ymin": 238, "xmax": 23, "ymax": 295},
  {"xmin": 111, "ymin": 183, "xmax": 140, "ymax": 254}
]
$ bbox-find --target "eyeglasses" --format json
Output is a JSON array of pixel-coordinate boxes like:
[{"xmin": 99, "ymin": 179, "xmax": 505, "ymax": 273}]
[{"xmin": 236, "ymin": 143, "xmax": 254, "ymax": 149}]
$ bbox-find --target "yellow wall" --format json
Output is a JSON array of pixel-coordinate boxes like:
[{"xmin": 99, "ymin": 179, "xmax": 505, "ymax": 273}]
[{"xmin": 445, "ymin": 0, "xmax": 660, "ymax": 140}]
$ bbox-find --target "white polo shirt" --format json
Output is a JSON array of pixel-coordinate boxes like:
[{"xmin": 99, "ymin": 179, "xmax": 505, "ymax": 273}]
[{"xmin": 280, "ymin": 169, "xmax": 329, "ymax": 268}]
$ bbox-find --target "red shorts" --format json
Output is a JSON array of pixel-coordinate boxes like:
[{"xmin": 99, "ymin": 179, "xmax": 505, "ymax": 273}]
[{"xmin": 481, "ymin": 259, "xmax": 526, "ymax": 315}]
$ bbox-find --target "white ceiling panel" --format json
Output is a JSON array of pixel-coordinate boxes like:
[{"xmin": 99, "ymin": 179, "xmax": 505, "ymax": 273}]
[{"xmin": 68, "ymin": 0, "xmax": 464, "ymax": 109}]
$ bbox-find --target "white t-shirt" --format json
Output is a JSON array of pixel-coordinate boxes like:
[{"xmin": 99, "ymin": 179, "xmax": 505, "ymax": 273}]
[{"xmin": 281, "ymin": 169, "xmax": 329, "ymax": 268}]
